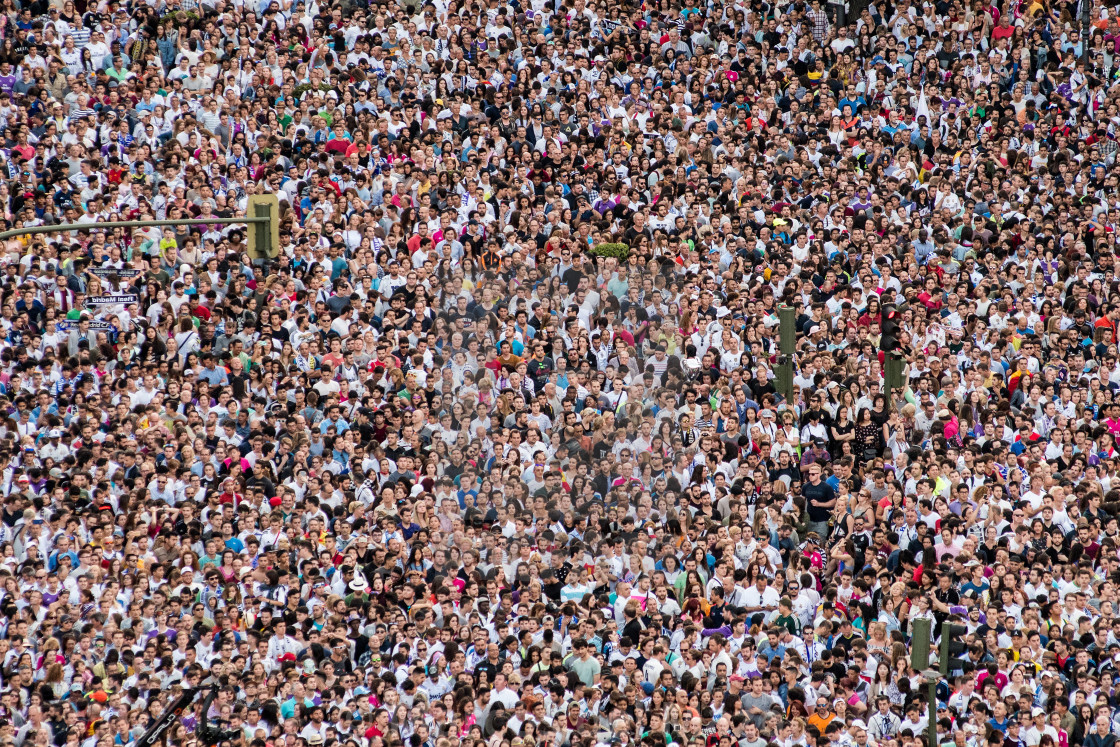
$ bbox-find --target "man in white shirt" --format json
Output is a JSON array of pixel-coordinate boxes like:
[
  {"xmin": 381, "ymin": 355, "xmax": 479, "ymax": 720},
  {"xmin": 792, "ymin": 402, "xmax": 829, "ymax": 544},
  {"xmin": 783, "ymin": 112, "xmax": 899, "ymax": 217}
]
[
  {"xmin": 744, "ymin": 575, "xmax": 781, "ymax": 620},
  {"xmin": 487, "ymin": 673, "xmax": 520, "ymax": 710},
  {"xmin": 610, "ymin": 581, "xmax": 634, "ymax": 624},
  {"xmin": 1023, "ymin": 708, "xmax": 1051, "ymax": 746},
  {"xmin": 266, "ymin": 620, "xmax": 302, "ymax": 664},
  {"xmin": 299, "ymin": 708, "xmax": 329, "ymax": 743}
]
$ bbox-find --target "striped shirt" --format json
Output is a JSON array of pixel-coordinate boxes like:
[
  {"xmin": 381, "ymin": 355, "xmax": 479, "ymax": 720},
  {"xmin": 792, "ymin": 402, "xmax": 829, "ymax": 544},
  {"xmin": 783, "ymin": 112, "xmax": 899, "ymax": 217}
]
[{"xmin": 69, "ymin": 26, "xmax": 91, "ymax": 47}]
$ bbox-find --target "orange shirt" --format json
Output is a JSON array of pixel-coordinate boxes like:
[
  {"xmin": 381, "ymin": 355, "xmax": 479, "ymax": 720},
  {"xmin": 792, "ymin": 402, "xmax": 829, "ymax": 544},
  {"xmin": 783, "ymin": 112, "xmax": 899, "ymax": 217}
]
[{"xmin": 808, "ymin": 711, "xmax": 836, "ymax": 734}]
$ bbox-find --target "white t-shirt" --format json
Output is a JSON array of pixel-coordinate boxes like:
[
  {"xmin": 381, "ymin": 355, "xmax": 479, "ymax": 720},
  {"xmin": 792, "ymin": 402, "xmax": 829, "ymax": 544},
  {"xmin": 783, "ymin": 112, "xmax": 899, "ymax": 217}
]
[{"xmin": 744, "ymin": 585, "xmax": 781, "ymax": 613}]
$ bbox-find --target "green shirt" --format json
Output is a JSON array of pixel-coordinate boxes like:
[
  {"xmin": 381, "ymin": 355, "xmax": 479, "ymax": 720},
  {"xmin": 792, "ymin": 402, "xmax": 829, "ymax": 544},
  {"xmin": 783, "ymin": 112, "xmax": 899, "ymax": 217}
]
[
  {"xmin": 567, "ymin": 655, "xmax": 601, "ymax": 686},
  {"xmin": 774, "ymin": 613, "xmax": 800, "ymax": 636}
]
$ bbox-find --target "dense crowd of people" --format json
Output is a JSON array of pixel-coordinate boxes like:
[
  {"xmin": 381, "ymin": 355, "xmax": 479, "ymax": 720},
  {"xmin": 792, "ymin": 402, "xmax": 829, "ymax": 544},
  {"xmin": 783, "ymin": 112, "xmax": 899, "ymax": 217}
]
[{"xmin": 0, "ymin": 0, "xmax": 1119, "ymax": 746}]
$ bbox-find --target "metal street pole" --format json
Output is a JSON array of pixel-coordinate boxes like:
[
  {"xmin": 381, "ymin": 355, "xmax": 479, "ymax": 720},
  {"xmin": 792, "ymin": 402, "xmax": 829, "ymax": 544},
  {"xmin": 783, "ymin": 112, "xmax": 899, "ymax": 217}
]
[
  {"xmin": 911, "ymin": 619, "xmax": 931, "ymax": 670},
  {"xmin": 779, "ymin": 305, "xmax": 795, "ymax": 356},
  {"xmin": 776, "ymin": 305, "xmax": 795, "ymax": 403},
  {"xmin": 0, "ymin": 194, "xmax": 282, "ymax": 259},
  {"xmin": 885, "ymin": 351, "xmax": 904, "ymax": 398},
  {"xmin": 927, "ymin": 678, "xmax": 938, "ymax": 747},
  {"xmin": 1083, "ymin": 0, "xmax": 1092, "ymax": 66},
  {"xmin": 917, "ymin": 667, "xmax": 942, "ymax": 747},
  {"xmin": 911, "ymin": 619, "xmax": 937, "ymax": 747},
  {"xmin": 0, "ymin": 217, "xmax": 267, "ymax": 241}
]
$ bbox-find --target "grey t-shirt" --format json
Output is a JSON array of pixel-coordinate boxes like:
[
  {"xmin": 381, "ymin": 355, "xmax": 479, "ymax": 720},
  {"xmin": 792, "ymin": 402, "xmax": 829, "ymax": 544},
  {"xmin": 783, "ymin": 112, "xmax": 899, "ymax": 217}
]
[
  {"xmin": 740, "ymin": 693, "xmax": 774, "ymax": 729},
  {"xmin": 568, "ymin": 656, "xmax": 601, "ymax": 687}
]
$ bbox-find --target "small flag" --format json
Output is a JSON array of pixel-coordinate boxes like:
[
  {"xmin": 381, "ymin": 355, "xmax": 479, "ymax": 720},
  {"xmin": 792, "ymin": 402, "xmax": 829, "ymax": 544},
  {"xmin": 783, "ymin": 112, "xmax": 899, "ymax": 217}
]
[{"xmin": 916, "ymin": 86, "xmax": 930, "ymax": 121}]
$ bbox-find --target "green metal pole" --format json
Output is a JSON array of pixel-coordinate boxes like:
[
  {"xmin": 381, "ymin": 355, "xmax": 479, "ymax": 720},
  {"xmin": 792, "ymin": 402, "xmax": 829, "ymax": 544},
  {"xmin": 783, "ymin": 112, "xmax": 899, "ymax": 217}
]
[
  {"xmin": 910, "ymin": 618, "xmax": 931, "ymax": 670},
  {"xmin": 1082, "ymin": 0, "xmax": 1091, "ymax": 66},
  {"xmin": 927, "ymin": 678, "xmax": 938, "ymax": 747},
  {"xmin": 252, "ymin": 202, "xmax": 275, "ymax": 258},
  {"xmin": 775, "ymin": 355, "xmax": 792, "ymax": 403},
  {"xmin": 779, "ymin": 305, "xmax": 795, "ymax": 356},
  {"xmin": 914, "ymin": 617, "xmax": 937, "ymax": 747},
  {"xmin": 0, "ymin": 217, "xmax": 269, "ymax": 242},
  {"xmin": 775, "ymin": 305, "xmax": 796, "ymax": 404},
  {"xmin": 885, "ymin": 351, "xmax": 904, "ymax": 397}
]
